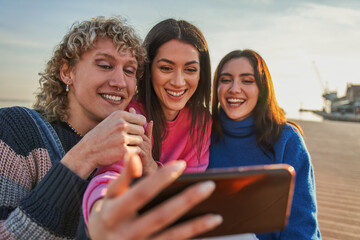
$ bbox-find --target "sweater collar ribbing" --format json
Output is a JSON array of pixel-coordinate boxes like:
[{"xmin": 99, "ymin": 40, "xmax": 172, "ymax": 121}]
[{"xmin": 220, "ymin": 108, "xmax": 254, "ymax": 137}]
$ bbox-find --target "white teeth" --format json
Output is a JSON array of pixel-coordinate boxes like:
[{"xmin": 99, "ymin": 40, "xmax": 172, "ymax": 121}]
[
  {"xmin": 102, "ymin": 94, "xmax": 122, "ymax": 101},
  {"xmin": 228, "ymin": 98, "xmax": 245, "ymax": 103},
  {"xmin": 167, "ymin": 90, "xmax": 185, "ymax": 97}
]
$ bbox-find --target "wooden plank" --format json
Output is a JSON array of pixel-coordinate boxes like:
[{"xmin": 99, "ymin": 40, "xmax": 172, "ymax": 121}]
[{"xmin": 293, "ymin": 119, "xmax": 360, "ymax": 239}]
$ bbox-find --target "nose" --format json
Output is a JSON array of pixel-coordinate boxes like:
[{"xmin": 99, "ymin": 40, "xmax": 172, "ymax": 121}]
[
  {"xmin": 109, "ymin": 68, "xmax": 127, "ymax": 89},
  {"xmin": 229, "ymin": 79, "xmax": 242, "ymax": 93},
  {"xmin": 170, "ymin": 70, "xmax": 186, "ymax": 87}
]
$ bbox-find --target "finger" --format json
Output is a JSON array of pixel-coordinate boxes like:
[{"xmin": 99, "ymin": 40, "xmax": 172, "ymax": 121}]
[
  {"xmin": 137, "ymin": 146, "xmax": 151, "ymax": 162},
  {"xmin": 115, "ymin": 110, "xmax": 146, "ymax": 126},
  {"xmin": 126, "ymin": 145, "xmax": 141, "ymax": 155},
  {"xmin": 93, "ymin": 114, "xmax": 145, "ymax": 139},
  {"xmin": 124, "ymin": 134, "xmax": 143, "ymax": 146},
  {"xmin": 107, "ymin": 160, "xmax": 186, "ymax": 223},
  {"xmin": 152, "ymin": 214, "xmax": 223, "ymax": 240},
  {"xmin": 119, "ymin": 121, "xmax": 145, "ymax": 136},
  {"xmin": 106, "ymin": 154, "xmax": 143, "ymax": 198},
  {"xmin": 131, "ymin": 180, "xmax": 216, "ymax": 239},
  {"xmin": 129, "ymin": 107, "xmax": 137, "ymax": 114},
  {"xmin": 145, "ymin": 121, "xmax": 153, "ymax": 140}
]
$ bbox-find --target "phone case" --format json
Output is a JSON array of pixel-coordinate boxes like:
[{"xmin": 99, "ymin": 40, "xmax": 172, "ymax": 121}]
[{"xmin": 138, "ymin": 164, "xmax": 296, "ymax": 238}]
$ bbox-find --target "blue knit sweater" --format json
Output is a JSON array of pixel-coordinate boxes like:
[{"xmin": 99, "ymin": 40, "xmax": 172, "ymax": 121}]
[
  {"xmin": 209, "ymin": 110, "xmax": 321, "ymax": 239},
  {"xmin": 0, "ymin": 107, "xmax": 88, "ymax": 239}
]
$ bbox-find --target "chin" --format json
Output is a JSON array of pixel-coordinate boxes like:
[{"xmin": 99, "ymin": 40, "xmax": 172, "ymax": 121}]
[
  {"xmin": 101, "ymin": 108, "xmax": 119, "ymax": 118},
  {"xmin": 229, "ymin": 113, "xmax": 247, "ymax": 121}
]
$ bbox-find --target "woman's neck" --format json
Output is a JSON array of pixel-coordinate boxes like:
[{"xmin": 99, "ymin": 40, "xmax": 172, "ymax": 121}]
[
  {"xmin": 164, "ymin": 109, "xmax": 180, "ymax": 121},
  {"xmin": 220, "ymin": 108, "xmax": 254, "ymax": 137},
  {"xmin": 66, "ymin": 112, "xmax": 98, "ymax": 136}
]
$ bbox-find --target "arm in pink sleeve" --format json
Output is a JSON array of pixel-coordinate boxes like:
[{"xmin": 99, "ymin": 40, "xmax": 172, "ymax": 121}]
[{"xmin": 82, "ymin": 161, "xmax": 125, "ymax": 225}]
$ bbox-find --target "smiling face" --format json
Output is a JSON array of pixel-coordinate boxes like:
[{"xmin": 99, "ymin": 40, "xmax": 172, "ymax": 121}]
[
  {"xmin": 61, "ymin": 37, "xmax": 137, "ymax": 131},
  {"xmin": 151, "ymin": 39, "xmax": 200, "ymax": 121},
  {"xmin": 217, "ymin": 57, "xmax": 259, "ymax": 121}
]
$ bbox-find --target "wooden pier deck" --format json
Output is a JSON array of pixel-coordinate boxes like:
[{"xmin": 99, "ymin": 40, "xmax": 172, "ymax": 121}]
[{"xmin": 293, "ymin": 119, "xmax": 360, "ymax": 239}]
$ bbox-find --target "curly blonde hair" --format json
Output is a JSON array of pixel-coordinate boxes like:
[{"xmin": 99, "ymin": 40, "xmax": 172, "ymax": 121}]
[{"xmin": 33, "ymin": 16, "xmax": 146, "ymax": 122}]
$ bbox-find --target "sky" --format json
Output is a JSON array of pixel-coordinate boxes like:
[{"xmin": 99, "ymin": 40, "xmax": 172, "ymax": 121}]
[{"xmin": 0, "ymin": 0, "xmax": 359, "ymax": 120}]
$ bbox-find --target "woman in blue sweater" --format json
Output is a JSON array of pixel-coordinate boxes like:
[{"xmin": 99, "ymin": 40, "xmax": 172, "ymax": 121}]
[{"xmin": 209, "ymin": 49, "xmax": 321, "ymax": 239}]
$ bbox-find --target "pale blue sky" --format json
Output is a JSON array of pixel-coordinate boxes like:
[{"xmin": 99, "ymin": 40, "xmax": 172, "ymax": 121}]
[{"xmin": 1, "ymin": 0, "xmax": 359, "ymax": 120}]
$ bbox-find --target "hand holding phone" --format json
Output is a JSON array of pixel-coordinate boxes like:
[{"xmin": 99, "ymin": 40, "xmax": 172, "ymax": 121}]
[{"xmin": 136, "ymin": 164, "xmax": 296, "ymax": 238}]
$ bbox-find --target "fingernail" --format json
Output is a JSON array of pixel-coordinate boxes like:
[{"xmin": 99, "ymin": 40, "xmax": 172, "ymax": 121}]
[
  {"xmin": 198, "ymin": 181, "xmax": 216, "ymax": 194},
  {"xmin": 206, "ymin": 215, "xmax": 223, "ymax": 227},
  {"xmin": 169, "ymin": 161, "xmax": 186, "ymax": 178},
  {"xmin": 172, "ymin": 160, "xmax": 186, "ymax": 171}
]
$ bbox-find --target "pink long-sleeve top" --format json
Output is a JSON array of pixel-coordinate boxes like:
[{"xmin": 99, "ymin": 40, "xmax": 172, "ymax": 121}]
[{"xmin": 82, "ymin": 100, "xmax": 211, "ymax": 224}]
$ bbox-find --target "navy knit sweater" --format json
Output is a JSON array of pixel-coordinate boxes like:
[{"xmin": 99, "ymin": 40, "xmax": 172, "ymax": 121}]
[
  {"xmin": 209, "ymin": 109, "xmax": 321, "ymax": 239},
  {"xmin": 0, "ymin": 107, "xmax": 88, "ymax": 239}
]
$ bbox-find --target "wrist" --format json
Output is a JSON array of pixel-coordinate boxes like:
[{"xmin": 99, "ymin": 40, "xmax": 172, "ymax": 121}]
[
  {"xmin": 143, "ymin": 159, "xmax": 158, "ymax": 175},
  {"xmin": 61, "ymin": 149, "xmax": 95, "ymax": 179}
]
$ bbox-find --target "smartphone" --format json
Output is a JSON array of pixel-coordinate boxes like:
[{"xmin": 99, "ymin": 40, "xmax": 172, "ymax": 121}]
[{"xmin": 137, "ymin": 164, "xmax": 296, "ymax": 238}]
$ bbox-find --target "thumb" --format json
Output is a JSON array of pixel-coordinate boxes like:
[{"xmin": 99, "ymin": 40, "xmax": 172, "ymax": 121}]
[
  {"xmin": 106, "ymin": 153, "xmax": 143, "ymax": 199},
  {"xmin": 129, "ymin": 107, "xmax": 136, "ymax": 114},
  {"xmin": 145, "ymin": 121, "xmax": 153, "ymax": 140}
]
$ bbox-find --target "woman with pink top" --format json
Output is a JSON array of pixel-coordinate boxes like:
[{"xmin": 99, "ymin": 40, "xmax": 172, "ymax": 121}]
[
  {"xmin": 83, "ymin": 18, "xmax": 213, "ymax": 229},
  {"xmin": 134, "ymin": 18, "xmax": 212, "ymax": 174}
]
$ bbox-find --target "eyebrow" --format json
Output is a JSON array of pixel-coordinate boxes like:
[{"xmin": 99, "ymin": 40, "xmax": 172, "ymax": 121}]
[
  {"xmin": 156, "ymin": 58, "xmax": 199, "ymax": 65},
  {"xmin": 95, "ymin": 53, "xmax": 116, "ymax": 60},
  {"xmin": 220, "ymin": 72, "xmax": 254, "ymax": 77},
  {"xmin": 95, "ymin": 52, "xmax": 137, "ymax": 65}
]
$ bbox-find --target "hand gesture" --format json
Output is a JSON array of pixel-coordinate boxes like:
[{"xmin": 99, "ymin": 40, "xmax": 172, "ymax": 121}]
[
  {"xmin": 88, "ymin": 154, "xmax": 223, "ymax": 240},
  {"xmin": 61, "ymin": 110, "xmax": 146, "ymax": 178},
  {"xmin": 128, "ymin": 107, "xmax": 158, "ymax": 175}
]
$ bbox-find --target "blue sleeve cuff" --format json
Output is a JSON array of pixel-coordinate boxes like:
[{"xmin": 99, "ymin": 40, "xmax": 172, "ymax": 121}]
[{"xmin": 19, "ymin": 162, "xmax": 89, "ymax": 236}]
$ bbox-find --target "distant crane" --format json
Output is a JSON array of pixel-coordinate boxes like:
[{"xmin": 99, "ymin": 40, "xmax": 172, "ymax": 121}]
[
  {"xmin": 312, "ymin": 61, "xmax": 328, "ymax": 94},
  {"xmin": 312, "ymin": 61, "xmax": 337, "ymax": 101},
  {"xmin": 301, "ymin": 62, "xmax": 359, "ymax": 121}
]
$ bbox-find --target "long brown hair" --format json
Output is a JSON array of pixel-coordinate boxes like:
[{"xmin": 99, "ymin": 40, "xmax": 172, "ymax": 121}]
[
  {"xmin": 212, "ymin": 50, "xmax": 303, "ymax": 155},
  {"xmin": 137, "ymin": 19, "xmax": 212, "ymax": 161}
]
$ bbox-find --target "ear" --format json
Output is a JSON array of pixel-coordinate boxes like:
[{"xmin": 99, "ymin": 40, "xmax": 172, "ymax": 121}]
[{"xmin": 60, "ymin": 62, "xmax": 74, "ymax": 85}]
